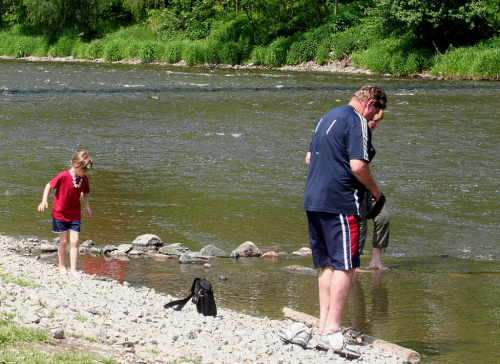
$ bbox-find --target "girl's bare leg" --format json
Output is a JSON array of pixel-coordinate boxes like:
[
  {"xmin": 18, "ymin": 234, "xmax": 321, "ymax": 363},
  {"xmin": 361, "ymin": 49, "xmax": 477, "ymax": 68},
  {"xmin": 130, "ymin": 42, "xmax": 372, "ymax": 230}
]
[
  {"xmin": 69, "ymin": 230, "xmax": 81, "ymax": 279},
  {"xmin": 57, "ymin": 232, "xmax": 68, "ymax": 274}
]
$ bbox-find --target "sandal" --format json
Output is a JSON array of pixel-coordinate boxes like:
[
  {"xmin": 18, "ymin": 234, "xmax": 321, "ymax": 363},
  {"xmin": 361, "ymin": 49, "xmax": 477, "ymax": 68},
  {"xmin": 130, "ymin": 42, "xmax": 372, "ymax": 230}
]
[
  {"xmin": 278, "ymin": 322, "xmax": 312, "ymax": 348},
  {"xmin": 342, "ymin": 327, "xmax": 364, "ymax": 345},
  {"xmin": 316, "ymin": 331, "xmax": 361, "ymax": 359}
]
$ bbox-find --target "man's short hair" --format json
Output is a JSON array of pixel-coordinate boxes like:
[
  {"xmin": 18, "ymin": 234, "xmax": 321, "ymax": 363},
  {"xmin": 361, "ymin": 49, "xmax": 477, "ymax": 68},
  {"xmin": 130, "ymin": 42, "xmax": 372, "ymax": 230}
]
[{"xmin": 351, "ymin": 85, "xmax": 387, "ymax": 109}]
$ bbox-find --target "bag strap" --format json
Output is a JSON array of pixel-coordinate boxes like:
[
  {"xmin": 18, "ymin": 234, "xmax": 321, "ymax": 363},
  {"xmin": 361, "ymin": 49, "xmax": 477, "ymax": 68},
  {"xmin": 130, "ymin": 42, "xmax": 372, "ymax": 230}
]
[{"xmin": 164, "ymin": 278, "xmax": 202, "ymax": 311}]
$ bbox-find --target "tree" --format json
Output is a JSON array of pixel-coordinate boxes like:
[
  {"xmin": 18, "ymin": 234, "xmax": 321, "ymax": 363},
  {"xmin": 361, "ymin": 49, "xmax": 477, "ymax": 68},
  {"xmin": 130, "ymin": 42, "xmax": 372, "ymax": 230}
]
[
  {"xmin": 377, "ymin": 0, "xmax": 495, "ymax": 49},
  {"xmin": 25, "ymin": 0, "xmax": 100, "ymax": 36}
]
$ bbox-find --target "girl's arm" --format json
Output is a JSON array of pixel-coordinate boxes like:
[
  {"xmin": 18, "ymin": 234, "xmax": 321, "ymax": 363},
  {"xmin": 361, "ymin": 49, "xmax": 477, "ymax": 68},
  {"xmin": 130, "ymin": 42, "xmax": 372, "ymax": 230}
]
[
  {"xmin": 81, "ymin": 192, "xmax": 92, "ymax": 218},
  {"xmin": 38, "ymin": 183, "xmax": 52, "ymax": 212}
]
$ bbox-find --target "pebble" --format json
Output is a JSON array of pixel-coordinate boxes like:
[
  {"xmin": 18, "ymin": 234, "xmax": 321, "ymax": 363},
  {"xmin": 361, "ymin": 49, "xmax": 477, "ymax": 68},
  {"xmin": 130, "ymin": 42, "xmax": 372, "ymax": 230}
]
[{"xmin": 0, "ymin": 236, "xmax": 408, "ymax": 363}]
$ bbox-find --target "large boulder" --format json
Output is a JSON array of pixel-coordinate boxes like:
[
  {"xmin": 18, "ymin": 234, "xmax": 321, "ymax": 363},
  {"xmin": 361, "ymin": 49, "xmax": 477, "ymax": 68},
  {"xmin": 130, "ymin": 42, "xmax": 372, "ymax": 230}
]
[
  {"xmin": 131, "ymin": 234, "xmax": 163, "ymax": 248},
  {"xmin": 199, "ymin": 245, "xmax": 229, "ymax": 258},
  {"xmin": 232, "ymin": 241, "xmax": 262, "ymax": 257}
]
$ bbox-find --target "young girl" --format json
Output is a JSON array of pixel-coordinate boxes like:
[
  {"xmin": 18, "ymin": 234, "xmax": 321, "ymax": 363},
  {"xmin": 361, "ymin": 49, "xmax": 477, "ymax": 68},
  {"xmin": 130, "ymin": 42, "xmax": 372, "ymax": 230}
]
[{"xmin": 38, "ymin": 151, "xmax": 93, "ymax": 278}]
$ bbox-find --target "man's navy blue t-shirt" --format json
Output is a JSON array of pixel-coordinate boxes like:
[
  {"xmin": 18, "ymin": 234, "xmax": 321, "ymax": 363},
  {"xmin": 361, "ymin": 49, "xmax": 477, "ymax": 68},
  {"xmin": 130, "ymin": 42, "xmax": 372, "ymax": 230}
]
[{"xmin": 303, "ymin": 104, "xmax": 371, "ymax": 215}]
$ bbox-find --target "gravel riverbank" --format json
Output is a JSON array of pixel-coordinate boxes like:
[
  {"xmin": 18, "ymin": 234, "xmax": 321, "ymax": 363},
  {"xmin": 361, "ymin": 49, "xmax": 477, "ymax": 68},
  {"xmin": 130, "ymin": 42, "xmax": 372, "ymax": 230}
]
[
  {"xmin": 0, "ymin": 55, "xmax": 431, "ymax": 78},
  {"xmin": 0, "ymin": 235, "xmax": 411, "ymax": 364}
]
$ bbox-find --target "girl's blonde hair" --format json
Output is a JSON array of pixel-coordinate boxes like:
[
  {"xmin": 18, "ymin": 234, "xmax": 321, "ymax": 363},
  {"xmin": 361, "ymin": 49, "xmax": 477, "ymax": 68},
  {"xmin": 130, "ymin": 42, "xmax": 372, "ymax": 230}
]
[
  {"xmin": 71, "ymin": 151, "xmax": 93, "ymax": 169},
  {"xmin": 373, "ymin": 109, "xmax": 384, "ymax": 122}
]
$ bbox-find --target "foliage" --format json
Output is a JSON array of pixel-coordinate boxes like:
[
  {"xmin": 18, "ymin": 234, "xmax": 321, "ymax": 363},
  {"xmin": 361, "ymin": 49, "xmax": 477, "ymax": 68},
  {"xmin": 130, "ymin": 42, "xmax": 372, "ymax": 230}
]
[
  {"xmin": 182, "ymin": 40, "xmax": 204, "ymax": 65},
  {"xmin": 331, "ymin": 22, "xmax": 378, "ymax": 60},
  {"xmin": 24, "ymin": 0, "xmax": 99, "ymax": 37},
  {"xmin": 48, "ymin": 36, "xmax": 77, "ymax": 57},
  {"xmin": 264, "ymin": 36, "xmax": 294, "ymax": 67},
  {"xmin": 162, "ymin": 40, "xmax": 184, "ymax": 63},
  {"xmin": 352, "ymin": 37, "xmax": 434, "ymax": 76},
  {"xmin": 139, "ymin": 41, "xmax": 157, "ymax": 62},
  {"xmin": 86, "ymin": 39, "xmax": 105, "ymax": 59},
  {"xmin": 376, "ymin": 0, "xmax": 495, "ymax": 49},
  {"xmin": 431, "ymin": 45, "xmax": 500, "ymax": 79},
  {"xmin": 104, "ymin": 40, "xmax": 126, "ymax": 61}
]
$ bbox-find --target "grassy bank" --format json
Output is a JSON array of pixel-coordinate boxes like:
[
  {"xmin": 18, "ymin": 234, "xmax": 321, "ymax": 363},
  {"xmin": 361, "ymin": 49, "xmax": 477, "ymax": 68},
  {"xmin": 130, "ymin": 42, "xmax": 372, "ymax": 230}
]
[{"xmin": 2, "ymin": 22, "xmax": 500, "ymax": 80}]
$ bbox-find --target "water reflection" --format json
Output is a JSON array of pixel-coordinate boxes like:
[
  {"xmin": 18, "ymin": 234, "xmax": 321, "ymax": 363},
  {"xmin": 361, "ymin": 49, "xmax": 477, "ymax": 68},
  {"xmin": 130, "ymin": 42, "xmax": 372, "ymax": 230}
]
[
  {"xmin": 2, "ymin": 59, "xmax": 500, "ymax": 364},
  {"xmin": 348, "ymin": 270, "xmax": 389, "ymax": 339}
]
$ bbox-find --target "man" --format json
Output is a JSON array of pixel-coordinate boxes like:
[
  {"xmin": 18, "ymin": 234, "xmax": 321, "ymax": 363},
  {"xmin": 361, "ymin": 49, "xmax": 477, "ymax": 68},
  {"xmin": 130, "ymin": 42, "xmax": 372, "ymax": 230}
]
[
  {"xmin": 303, "ymin": 85, "xmax": 387, "ymax": 358},
  {"xmin": 358, "ymin": 110, "xmax": 390, "ymax": 269}
]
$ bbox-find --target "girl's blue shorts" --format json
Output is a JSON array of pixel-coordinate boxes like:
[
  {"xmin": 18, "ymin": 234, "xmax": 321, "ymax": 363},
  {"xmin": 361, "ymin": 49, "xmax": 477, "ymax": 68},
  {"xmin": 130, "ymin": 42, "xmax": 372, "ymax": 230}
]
[{"xmin": 52, "ymin": 219, "xmax": 81, "ymax": 234}]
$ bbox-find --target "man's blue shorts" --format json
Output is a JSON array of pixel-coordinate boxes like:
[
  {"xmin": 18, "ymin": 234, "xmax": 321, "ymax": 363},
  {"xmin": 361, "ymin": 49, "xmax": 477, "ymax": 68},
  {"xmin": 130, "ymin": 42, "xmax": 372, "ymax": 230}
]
[
  {"xmin": 306, "ymin": 211, "xmax": 360, "ymax": 270},
  {"xmin": 52, "ymin": 219, "xmax": 81, "ymax": 234}
]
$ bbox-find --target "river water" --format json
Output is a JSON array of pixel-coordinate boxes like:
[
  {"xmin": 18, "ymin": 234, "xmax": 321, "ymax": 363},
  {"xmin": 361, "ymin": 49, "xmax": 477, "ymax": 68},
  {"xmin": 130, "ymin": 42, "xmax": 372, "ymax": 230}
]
[{"xmin": 1, "ymin": 59, "xmax": 499, "ymax": 363}]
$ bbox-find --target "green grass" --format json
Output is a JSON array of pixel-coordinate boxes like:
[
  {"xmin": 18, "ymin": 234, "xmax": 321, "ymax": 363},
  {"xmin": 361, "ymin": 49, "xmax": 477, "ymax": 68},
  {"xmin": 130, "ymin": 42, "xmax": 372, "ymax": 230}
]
[
  {"xmin": 0, "ymin": 272, "xmax": 37, "ymax": 287},
  {"xmin": 430, "ymin": 45, "xmax": 500, "ymax": 79},
  {"xmin": 0, "ymin": 319, "xmax": 117, "ymax": 363}
]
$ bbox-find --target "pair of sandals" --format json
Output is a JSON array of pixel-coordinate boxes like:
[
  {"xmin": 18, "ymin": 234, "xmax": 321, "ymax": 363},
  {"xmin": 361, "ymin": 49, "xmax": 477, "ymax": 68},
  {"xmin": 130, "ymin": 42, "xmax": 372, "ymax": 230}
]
[{"xmin": 278, "ymin": 323, "xmax": 364, "ymax": 356}]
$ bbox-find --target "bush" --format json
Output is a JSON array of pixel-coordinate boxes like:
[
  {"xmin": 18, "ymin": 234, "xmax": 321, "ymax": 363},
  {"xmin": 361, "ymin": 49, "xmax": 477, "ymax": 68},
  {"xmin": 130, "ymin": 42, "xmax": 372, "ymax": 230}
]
[
  {"xmin": 70, "ymin": 39, "xmax": 87, "ymax": 59},
  {"xmin": 219, "ymin": 42, "xmax": 241, "ymax": 65},
  {"xmin": 265, "ymin": 37, "xmax": 293, "ymax": 67},
  {"xmin": 104, "ymin": 41, "xmax": 125, "ymax": 62},
  {"xmin": 86, "ymin": 40, "xmax": 105, "ymax": 59},
  {"xmin": 431, "ymin": 46, "xmax": 500, "ymax": 79},
  {"xmin": 250, "ymin": 46, "xmax": 266, "ymax": 65},
  {"xmin": 286, "ymin": 37, "xmax": 318, "ymax": 65},
  {"xmin": 352, "ymin": 39, "xmax": 435, "ymax": 76},
  {"xmin": 48, "ymin": 36, "xmax": 77, "ymax": 57},
  {"xmin": 182, "ymin": 41, "xmax": 204, "ymax": 66},
  {"xmin": 315, "ymin": 41, "xmax": 331, "ymax": 65},
  {"xmin": 140, "ymin": 42, "xmax": 157, "ymax": 63},
  {"xmin": 125, "ymin": 41, "xmax": 141, "ymax": 60},
  {"xmin": 162, "ymin": 40, "xmax": 184, "ymax": 63},
  {"xmin": 14, "ymin": 37, "xmax": 34, "ymax": 57},
  {"xmin": 332, "ymin": 24, "xmax": 377, "ymax": 60},
  {"xmin": 202, "ymin": 40, "xmax": 220, "ymax": 64}
]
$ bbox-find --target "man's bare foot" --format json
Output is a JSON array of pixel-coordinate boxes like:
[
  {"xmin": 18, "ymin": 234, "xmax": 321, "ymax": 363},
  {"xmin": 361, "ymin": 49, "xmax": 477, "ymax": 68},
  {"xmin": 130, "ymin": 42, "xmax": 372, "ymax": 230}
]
[
  {"xmin": 59, "ymin": 267, "xmax": 68, "ymax": 275},
  {"xmin": 69, "ymin": 271, "xmax": 81, "ymax": 279}
]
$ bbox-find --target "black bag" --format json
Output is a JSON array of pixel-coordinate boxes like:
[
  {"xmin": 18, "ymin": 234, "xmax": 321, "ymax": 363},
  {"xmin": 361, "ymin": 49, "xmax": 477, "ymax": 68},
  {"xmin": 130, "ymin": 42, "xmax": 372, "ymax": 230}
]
[{"xmin": 164, "ymin": 278, "xmax": 217, "ymax": 317}]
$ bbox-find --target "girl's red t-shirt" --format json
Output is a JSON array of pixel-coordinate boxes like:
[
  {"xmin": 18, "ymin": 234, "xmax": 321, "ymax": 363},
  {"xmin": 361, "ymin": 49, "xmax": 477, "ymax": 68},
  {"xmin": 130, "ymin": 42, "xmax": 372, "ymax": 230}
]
[{"xmin": 50, "ymin": 170, "xmax": 90, "ymax": 221}]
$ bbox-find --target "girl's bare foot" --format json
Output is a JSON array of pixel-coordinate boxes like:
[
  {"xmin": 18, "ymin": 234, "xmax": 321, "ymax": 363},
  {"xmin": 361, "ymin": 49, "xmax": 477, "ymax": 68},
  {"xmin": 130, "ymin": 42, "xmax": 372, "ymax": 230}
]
[
  {"xmin": 69, "ymin": 270, "xmax": 81, "ymax": 279},
  {"xmin": 59, "ymin": 267, "xmax": 68, "ymax": 275}
]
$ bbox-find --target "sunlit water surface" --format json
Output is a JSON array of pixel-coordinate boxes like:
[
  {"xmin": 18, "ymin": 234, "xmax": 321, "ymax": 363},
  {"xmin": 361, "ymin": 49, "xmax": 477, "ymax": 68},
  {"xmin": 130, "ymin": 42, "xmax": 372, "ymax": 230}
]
[{"xmin": 1, "ymin": 60, "xmax": 499, "ymax": 363}]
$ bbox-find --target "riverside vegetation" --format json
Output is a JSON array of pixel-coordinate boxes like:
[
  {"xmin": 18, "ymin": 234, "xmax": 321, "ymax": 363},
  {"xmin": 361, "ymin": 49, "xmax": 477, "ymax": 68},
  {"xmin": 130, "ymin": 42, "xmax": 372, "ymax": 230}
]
[{"xmin": 1, "ymin": 0, "xmax": 500, "ymax": 79}]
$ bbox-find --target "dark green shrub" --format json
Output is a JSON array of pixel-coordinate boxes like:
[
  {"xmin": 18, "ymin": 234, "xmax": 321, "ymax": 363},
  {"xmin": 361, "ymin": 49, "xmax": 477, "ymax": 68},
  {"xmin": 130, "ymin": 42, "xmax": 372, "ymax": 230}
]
[
  {"xmin": 162, "ymin": 41, "xmax": 184, "ymax": 63},
  {"xmin": 86, "ymin": 40, "xmax": 105, "ymax": 59},
  {"xmin": 286, "ymin": 38, "xmax": 318, "ymax": 65},
  {"xmin": 475, "ymin": 48, "xmax": 500, "ymax": 78},
  {"xmin": 104, "ymin": 41, "xmax": 125, "ymax": 62},
  {"xmin": 332, "ymin": 24, "xmax": 376, "ymax": 60},
  {"xmin": 140, "ymin": 42, "xmax": 157, "ymax": 63},
  {"xmin": 49, "ymin": 36, "xmax": 76, "ymax": 57},
  {"xmin": 126, "ymin": 41, "xmax": 141, "ymax": 60},
  {"xmin": 14, "ymin": 37, "xmax": 33, "ymax": 57},
  {"xmin": 315, "ymin": 41, "xmax": 331, "ymax": 65},
  {"xmin": 203, "ymin": 40, "xmax": 221, "ymax": 64},
  {"xmin": 182, "ymin": 41, "xmax": 204, "ymax": 66},
  {"xmin": 250, "ymin": 46, "xmax": 266, "ymax": 65},
  {"xmin": 220, "ymin": 42, "xmax": 241, "ymax": 65},
  {"xmin": 265, "ymin": 37, "xmax": 293, "ymax": 67}
]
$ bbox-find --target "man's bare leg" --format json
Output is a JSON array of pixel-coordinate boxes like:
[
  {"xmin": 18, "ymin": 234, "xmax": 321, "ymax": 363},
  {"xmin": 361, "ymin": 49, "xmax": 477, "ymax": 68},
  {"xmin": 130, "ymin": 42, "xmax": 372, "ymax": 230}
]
[
  {"xmin": 369, "ymin": 247, "xmax": 384, "ymax": 269},
  {"xmin": 323, "ymin": 268, "xmax": 356, "ymax": 334}
]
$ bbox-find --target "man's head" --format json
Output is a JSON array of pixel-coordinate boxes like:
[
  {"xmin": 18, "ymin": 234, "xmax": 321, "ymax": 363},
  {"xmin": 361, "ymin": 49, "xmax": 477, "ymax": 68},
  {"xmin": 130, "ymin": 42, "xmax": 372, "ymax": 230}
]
[{"xmin": 349, "ymin": 85, "xmax": 387, "ymax": 121}]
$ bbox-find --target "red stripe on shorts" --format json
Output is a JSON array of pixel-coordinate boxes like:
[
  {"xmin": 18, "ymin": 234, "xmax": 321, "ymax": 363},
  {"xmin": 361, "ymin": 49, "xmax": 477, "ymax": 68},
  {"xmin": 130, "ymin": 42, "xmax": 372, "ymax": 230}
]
[{"xmin": 347, "ymin": 215, "xmax": 359, "ymax": 261}]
